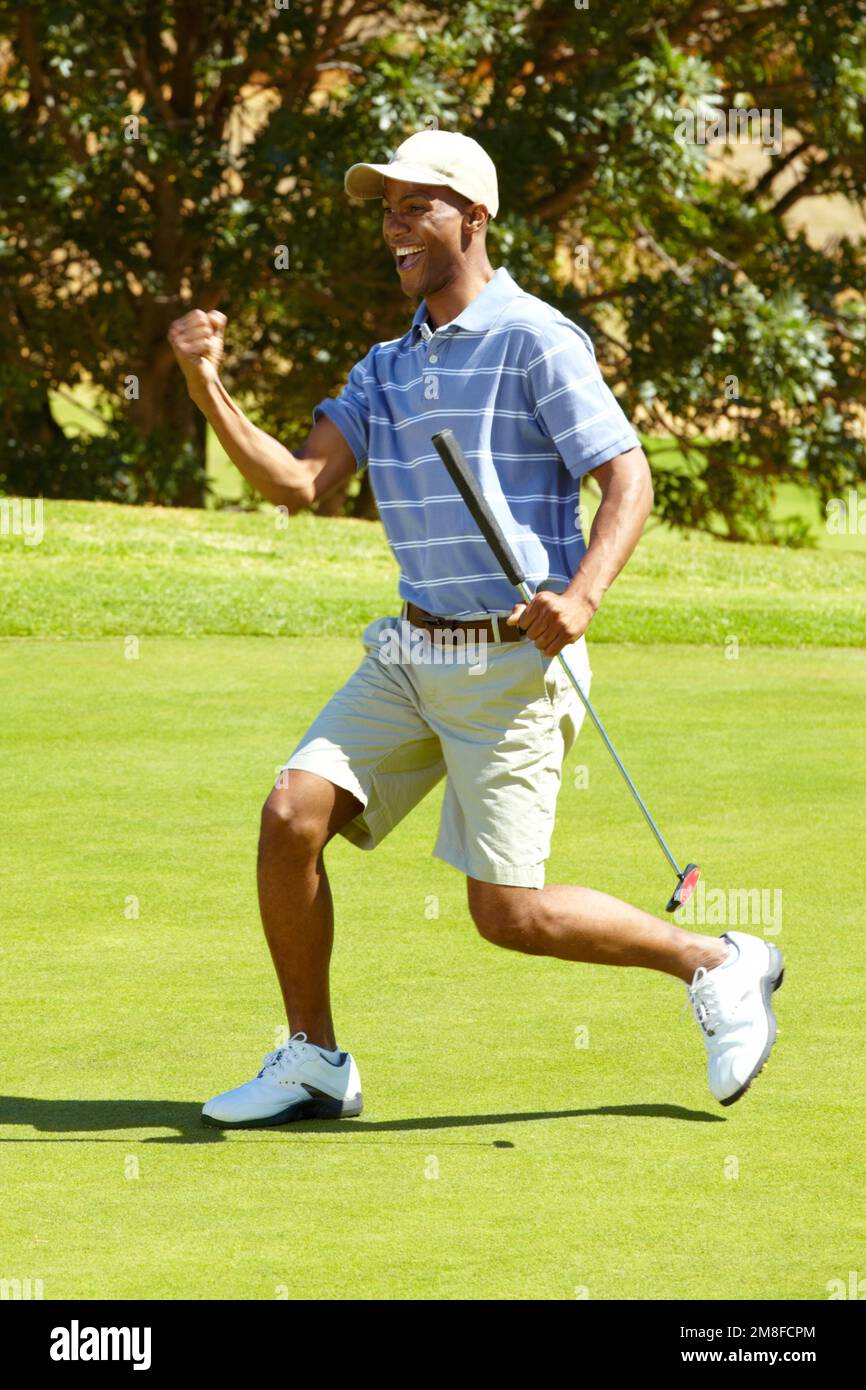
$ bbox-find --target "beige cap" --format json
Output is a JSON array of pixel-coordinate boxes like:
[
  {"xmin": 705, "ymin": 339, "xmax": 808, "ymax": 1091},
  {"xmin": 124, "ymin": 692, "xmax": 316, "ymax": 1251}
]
[{"xmin": 345, "ymin": 130, "xmax": 499, "ymax": 217}]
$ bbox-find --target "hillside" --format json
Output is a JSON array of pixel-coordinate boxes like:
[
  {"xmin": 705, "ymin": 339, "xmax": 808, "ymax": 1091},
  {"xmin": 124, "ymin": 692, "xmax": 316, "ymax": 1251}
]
[{"xmin": 1, "ymin": 498, "xmax": 863, "ymax": 646}]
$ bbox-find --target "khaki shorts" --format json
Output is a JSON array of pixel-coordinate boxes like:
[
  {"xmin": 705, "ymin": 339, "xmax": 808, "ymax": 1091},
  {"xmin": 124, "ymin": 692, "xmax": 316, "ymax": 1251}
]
[{"xmin": 282, "ymin": 614, "xmax": 591, "ymax": 888}]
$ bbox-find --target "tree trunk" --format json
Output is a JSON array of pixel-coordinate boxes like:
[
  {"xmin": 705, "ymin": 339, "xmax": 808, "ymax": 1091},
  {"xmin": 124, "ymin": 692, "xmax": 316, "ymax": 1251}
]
[
  {"xmin": 0, "ymin": 394, "xmax": 66, "ymax": 496},
  {"xmin": 1, "ymin": 395, "xmax": 63, "ymax": 449},
  {"xmin": 124, "ymin": 161, "xmax": 211, "ymax": 506},
  {"xmin": 127, "ymin": 303, "xmax": 208, "ymax": 507}
]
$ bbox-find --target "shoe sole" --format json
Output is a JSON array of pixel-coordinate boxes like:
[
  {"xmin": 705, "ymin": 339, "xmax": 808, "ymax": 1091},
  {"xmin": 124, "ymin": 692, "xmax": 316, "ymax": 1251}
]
[
  {"xmin": 202, "ymin": 1094, "xmax": 363, "ymax": 1130},
  {"xmin": 719, "ymin": 949, "xmax": 784, "ymax": 1107}
]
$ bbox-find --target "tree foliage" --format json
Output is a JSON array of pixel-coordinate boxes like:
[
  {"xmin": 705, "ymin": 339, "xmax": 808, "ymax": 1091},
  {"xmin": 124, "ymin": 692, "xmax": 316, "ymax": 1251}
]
[{"xmin": 1, "ymin": 0, "xmax": 864, "ymax": 539}]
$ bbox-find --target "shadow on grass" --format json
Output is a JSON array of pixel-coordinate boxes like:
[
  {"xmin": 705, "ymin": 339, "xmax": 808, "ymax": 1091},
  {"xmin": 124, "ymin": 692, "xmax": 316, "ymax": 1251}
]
[{"xmin": 0, "ymin": 1095, "xmax": 723, "ymax": 1144}]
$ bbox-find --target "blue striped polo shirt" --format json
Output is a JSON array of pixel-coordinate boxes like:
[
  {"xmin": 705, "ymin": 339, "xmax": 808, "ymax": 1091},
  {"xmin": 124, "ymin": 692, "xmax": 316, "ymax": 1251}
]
[{"xmin": 313, "ymin": 267, "xmax": 640, "ymax": 618}]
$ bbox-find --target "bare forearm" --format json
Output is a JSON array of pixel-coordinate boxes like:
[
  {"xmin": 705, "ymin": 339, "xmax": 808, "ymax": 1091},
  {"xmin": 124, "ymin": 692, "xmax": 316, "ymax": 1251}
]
[
  {"xmin": 508, "ymin": 449, "xmax": 653, "ymax": 655},
  {"xmin": 568, "ymin": 461, "xmax": 653, "ymax": 610},
  {"xmin": 190, "ymin": 377, "xmax": 312, "ymax": 509}
]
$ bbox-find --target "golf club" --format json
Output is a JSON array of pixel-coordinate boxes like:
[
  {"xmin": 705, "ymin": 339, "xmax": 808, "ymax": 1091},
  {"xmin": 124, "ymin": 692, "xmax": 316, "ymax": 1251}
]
[{"xmin": 431, "ymin": 427, "xmax": 700, "ymax": 913}]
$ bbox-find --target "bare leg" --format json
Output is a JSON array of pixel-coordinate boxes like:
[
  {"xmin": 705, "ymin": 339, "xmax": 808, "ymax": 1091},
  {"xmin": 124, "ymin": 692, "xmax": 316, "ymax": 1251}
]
[
  {"xmin": 466, "ymin": 879, "xmax": 728, "ymax": 983},
  {"xmin": 258, "ymin": 770, "xmax": 363, "ymax": 1050}
]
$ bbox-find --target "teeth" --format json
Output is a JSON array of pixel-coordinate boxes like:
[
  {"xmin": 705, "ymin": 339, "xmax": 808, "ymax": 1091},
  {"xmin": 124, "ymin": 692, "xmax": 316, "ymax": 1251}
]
[{"xmin": 396, "ymin": 245, "xmax": 424, "ymax": 258}]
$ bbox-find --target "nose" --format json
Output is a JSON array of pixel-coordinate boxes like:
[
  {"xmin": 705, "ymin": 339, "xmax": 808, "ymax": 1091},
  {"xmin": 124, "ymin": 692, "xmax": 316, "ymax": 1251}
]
[{"xmin": 383, "ymin": 210, "xmax": 410, "ymax": 238}]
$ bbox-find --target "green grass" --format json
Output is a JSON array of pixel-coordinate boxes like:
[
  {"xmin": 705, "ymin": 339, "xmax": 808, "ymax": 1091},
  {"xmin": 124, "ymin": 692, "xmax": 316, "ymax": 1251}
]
[
  {"xmin": 1, "ymin": 636, "xmax": 863, "ymax": 1299},
  {"xmin": 1, "ymin": 493, "xmax": 863, "ymax": 1298},
  {"xmin": 2, "ymin": 497, "xmax": 864, "ymax": 645}
]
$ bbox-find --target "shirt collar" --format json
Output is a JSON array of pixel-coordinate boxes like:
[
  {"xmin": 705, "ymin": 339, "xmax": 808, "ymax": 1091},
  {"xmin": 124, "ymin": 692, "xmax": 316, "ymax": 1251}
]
[{"xmin": 411, "ymin": 267, "xmax": 522, "ymax": 341}]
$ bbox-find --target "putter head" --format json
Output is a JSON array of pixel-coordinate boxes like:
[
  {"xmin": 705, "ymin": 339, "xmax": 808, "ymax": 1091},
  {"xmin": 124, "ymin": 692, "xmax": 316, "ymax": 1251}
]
[{"xmin": 665, "ymin": 863, "xmax": 701, "ymax": 914}]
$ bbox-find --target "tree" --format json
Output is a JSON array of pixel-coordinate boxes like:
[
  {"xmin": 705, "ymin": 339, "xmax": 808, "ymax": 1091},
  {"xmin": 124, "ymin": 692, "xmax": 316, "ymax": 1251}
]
[
  {"xmin": 0, "ymin": 0, "xmax": 407, "ymax": 504},
  {"xmin": 1, "ymin": 0, "xmax": 864, "ymax": 540}
]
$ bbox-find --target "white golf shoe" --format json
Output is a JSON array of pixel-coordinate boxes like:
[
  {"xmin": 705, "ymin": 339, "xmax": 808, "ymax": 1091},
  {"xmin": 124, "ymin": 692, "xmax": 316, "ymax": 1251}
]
[
  {"xmin": 687, "ymin": 931, "xmax": 784, "ymax": 1106},
  {"xmin": 202, "ymin": 1032, "xmax": 363, "ymax": 1128}
]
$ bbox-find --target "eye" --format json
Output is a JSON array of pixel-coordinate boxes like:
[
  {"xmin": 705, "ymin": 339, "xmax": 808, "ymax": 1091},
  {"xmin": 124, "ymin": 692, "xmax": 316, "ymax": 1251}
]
[{"xmin": 383, "ymin": 201, "xmax": 428, "ymax": 216}]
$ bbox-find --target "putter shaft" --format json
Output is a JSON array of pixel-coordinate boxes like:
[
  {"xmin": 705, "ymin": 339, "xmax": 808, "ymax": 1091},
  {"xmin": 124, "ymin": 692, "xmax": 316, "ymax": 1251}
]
[{"xmin": 517, "ymin": 581, "xmax": 684, "ymax": 881}]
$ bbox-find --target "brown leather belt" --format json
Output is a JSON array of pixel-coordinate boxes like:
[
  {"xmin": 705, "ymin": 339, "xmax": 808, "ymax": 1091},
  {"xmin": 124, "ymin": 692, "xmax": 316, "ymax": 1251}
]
[{"xmin": 405, "ymin": 602, "xmax": 526, "ymax": 643}]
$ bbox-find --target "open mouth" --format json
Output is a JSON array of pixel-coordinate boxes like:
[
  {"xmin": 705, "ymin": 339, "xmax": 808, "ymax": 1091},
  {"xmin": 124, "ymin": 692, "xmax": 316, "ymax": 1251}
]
[{"xmin": 394, "ymin": 244, "xmax": 425, "ymax": 273}]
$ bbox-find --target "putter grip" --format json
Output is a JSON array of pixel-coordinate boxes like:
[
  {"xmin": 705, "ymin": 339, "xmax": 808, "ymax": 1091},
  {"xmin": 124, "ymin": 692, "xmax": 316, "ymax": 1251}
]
[{"xmin": 431, "ymin": 430, "xmax": 527, "ymax": 587}]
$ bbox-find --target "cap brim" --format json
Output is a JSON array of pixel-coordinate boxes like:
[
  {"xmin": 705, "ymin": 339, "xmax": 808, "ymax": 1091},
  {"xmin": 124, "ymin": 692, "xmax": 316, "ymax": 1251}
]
[{"xmin": 344, "ymin": 160, "xmax": 453, "ymax": 201}]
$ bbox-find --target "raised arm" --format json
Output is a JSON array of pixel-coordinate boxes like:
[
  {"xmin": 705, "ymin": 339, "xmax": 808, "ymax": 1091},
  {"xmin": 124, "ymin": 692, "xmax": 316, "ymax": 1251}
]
[{"xmin": 168, "ymin": 309, "xmax": 356, "ymax": 512}]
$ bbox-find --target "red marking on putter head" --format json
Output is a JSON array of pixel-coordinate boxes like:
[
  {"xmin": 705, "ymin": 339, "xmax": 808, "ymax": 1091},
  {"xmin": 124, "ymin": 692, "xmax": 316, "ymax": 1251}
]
[
  {"xmin": 665, "ymin": 863, "xmax": 700, "ymax": 913},
  {"xmin": 678, "ymin": 864, "xmax": 701, "ymax": 905}
]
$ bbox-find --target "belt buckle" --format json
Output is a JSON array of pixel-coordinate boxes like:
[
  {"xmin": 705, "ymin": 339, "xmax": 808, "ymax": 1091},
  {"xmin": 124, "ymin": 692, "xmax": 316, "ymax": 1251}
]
[{"xmin": 422, "ymin": 611, "xmax": 452, "ymax": 631}]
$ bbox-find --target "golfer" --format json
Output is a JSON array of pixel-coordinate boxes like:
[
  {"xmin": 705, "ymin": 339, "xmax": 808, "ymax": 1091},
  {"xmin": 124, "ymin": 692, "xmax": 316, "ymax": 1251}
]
[{"xmin": 168, "ymin": 131, "xmax": 783, "ymax": 1126}]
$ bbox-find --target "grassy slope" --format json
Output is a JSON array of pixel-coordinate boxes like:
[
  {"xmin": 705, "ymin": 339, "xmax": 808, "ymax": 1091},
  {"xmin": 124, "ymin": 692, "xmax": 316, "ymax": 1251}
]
[
  {"xmin": 1, "ymin": 637, "xmax": 863, "ymax": 1299},
  {"xmin": 1, "ymin": 497, "xmax": 864, "ymax": 645}
]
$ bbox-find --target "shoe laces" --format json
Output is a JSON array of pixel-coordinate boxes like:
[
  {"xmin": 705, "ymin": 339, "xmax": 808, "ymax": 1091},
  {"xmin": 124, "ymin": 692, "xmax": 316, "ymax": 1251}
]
[
  {"xmin": 687, "ymin": 968, "xmax": 722, "ymax": 1037},
  {"xmin": 258, "ymin": 1031, "xmax": 309, "ymax": 1077}
]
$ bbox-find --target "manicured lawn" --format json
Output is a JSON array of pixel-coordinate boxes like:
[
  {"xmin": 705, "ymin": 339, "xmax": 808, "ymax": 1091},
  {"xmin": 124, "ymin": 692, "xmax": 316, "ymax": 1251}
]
[
  {"xmin": 1, "ymin": 634, "xmax": 862, "ymax": 1299},
  {"xmin": 2, "ymin": 497, "xmax": 864, "ymax": 646}
]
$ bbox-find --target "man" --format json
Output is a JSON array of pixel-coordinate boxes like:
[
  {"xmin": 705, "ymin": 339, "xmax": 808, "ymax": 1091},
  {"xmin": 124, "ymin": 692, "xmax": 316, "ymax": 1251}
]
[{"xmin": 168, "ymin": 130, "xmax": 783, "ymax": 1127}]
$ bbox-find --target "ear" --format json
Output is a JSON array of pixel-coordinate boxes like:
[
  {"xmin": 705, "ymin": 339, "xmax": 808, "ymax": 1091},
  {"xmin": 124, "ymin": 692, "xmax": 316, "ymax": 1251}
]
[{"xmin": 464, "ymin": 203, "xmax": 489, "ymax": 233}]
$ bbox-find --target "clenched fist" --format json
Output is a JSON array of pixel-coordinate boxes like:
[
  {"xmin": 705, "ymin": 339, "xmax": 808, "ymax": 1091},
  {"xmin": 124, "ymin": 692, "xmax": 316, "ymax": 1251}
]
[
  {"xmin": 506, "ymin": 587, "xmax": 598, "ymax": 656},
  {"xmin": 168, "ymin": 309, "xmax": 226, "ymax": 394}
]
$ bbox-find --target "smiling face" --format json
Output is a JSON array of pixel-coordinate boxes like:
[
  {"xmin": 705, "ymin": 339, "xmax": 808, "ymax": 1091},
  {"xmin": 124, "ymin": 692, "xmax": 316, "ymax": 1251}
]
[{"xmin": 382, "ymin": 177, "xmax": 486, "ymax": 300}]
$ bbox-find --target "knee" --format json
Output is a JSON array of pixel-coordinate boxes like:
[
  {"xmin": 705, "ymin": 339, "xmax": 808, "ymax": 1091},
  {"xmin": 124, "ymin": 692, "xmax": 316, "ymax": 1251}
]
[
  {"xmin": 466, "ymin": 880, "xmax": 542, "ymax": 953},
  {"xmin": 259, "ymin": 781, "xmax": 329, "ymax": 864}
]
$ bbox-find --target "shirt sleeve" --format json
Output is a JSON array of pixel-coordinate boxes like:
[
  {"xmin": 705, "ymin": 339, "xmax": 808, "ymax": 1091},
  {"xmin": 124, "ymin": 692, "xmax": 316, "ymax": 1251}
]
[
  {"xmin": 526, "ymin": 319, "xmax": 639, "ymax": 478},
  {"xmin": 312, "ymin": 352, "xmax": 371, "ymax": 472}
]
